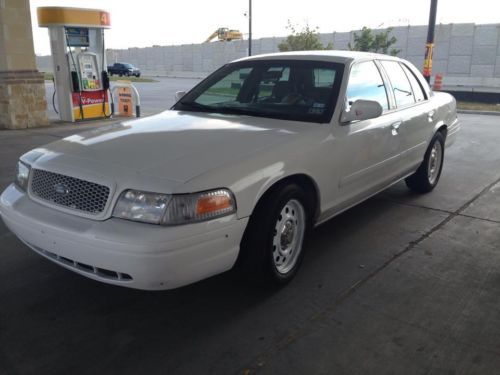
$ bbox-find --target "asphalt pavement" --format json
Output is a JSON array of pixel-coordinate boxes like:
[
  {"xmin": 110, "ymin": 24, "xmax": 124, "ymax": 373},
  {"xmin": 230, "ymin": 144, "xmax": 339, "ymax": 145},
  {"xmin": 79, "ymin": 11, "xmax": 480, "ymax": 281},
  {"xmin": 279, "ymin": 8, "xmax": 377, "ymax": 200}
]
[{"xmin": 0, "ymin": 114, "xmax": 499, "ymax": 374}]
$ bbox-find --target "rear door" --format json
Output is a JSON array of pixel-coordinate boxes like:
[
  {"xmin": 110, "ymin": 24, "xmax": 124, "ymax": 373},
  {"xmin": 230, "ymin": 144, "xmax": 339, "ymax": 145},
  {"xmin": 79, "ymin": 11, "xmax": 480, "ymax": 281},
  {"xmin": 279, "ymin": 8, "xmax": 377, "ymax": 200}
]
[
  {"xmin": 335, "ymin": 60, "xmax": 403, "ymax": 208},
  {"xmin": 378, "ymin": 60, "xmax": 435, "ymax": 175}
]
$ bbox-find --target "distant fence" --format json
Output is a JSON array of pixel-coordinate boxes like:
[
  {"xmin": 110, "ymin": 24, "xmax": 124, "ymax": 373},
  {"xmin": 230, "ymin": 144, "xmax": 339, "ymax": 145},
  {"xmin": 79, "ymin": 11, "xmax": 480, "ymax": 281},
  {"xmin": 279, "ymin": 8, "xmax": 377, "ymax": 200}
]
[{"xmin": 37, "ymin": 23, "xmax": 500, "ymax": 90}]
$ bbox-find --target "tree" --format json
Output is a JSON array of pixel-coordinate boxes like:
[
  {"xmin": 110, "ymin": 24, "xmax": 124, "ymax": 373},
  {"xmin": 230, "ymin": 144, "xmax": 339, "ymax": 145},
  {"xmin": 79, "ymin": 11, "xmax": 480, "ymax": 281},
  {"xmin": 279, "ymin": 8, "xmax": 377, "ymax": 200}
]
[
  {"xmin": 349, "ymin": 27, "xmax": 400, "ymax": 56},
  {"xmin": 278, "ymin": 21, "xmax": 333, "ymax": 52}
]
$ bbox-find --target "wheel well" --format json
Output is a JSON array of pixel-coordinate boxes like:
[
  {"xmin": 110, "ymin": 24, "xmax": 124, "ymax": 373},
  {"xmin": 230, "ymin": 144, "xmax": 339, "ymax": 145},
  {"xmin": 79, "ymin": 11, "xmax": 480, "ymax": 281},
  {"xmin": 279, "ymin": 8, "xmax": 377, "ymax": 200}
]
[
  {"xmin": 256, "ymin": 174, "xmax": 320, "ymax": 222},
  {"xmin": 437, "ymin": 124, "xmax": 448, "ymax": 139}
]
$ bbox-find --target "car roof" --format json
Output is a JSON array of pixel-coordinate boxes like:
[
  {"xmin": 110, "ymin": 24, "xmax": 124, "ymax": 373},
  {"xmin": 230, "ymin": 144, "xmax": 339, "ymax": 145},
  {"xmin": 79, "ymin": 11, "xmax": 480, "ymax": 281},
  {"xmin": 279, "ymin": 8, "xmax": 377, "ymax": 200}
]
[{"xmin": 233, "ymin": 50, "xmax": 401, "ymax": 64}]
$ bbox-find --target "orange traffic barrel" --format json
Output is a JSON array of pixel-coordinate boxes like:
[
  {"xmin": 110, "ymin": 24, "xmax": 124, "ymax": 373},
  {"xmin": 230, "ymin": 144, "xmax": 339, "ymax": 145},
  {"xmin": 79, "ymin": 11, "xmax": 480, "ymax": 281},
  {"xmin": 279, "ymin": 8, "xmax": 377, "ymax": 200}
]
[{"xmin": 433, "ymin": 73, "xmax": 443, "ymax": 91}]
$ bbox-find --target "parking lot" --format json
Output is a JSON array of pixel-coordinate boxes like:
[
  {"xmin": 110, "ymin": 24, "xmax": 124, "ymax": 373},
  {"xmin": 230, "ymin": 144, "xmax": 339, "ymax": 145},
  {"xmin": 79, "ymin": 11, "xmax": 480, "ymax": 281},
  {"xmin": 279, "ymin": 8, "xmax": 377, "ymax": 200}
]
[{"xmin": 0, "ymin": 111, "xmax": 499, "ymax": 374}]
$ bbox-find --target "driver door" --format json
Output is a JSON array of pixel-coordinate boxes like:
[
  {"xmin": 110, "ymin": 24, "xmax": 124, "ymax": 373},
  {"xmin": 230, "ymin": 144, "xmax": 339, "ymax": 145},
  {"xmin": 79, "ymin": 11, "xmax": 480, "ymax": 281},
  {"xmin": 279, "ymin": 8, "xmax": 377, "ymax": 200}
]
[{"xmin": 334, "ymin": 60, "xmax": 402, "ymax": 207}]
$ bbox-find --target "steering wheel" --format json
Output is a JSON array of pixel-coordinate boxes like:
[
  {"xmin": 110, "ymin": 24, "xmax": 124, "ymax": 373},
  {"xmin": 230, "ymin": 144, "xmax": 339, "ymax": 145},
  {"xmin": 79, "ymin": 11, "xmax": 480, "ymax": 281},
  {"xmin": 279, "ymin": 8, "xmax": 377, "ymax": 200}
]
[{"xmin": 281, "ymin": 92, "xmax": 307, "ymax": 105}]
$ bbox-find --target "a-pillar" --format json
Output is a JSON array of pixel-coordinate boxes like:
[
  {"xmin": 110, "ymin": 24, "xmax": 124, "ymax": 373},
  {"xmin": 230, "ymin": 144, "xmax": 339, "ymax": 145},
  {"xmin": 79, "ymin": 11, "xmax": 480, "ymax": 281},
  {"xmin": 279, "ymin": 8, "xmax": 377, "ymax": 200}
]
[{"xmin": 0, "ymin": 0, "xmax": 49, "ymax": 129}]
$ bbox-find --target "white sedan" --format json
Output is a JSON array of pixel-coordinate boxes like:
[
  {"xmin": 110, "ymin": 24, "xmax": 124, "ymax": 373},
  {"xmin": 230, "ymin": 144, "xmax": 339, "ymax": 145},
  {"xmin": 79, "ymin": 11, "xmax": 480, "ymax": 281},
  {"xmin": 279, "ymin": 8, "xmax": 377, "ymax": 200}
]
[{"xmin": 0, "ymin": 51, "xmax": 459, "ymax": 290}]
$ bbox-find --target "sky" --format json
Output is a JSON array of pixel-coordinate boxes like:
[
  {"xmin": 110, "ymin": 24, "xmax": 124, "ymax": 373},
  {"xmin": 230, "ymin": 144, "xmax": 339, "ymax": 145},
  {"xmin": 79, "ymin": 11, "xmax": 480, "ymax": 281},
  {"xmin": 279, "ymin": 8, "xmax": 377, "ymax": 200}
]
[{"xmin": 30, "ymin": 0, "xmax": 500, "ymax": 55}]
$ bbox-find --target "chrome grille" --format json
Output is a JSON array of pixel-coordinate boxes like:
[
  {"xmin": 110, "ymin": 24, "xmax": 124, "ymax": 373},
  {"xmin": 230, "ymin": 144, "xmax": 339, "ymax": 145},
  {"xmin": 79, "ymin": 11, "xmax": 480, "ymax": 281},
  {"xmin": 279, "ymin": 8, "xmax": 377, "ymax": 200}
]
[{"xmin": 30, "ymin": 169, "xmax": 110, "ymax": 214}]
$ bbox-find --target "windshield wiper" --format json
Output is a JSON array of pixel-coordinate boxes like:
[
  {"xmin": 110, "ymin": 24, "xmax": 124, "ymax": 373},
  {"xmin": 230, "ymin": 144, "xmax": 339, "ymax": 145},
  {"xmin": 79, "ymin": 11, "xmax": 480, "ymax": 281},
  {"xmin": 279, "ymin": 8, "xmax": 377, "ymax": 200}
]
[
  {"xmin": 177, "ymin": 101, "xmax": 213, "ymax": 111},
  {"xmin": 213, "ymin": 106, "xmax": 263, "ymax": 115},
  {"xmin": 177, "ymin": 101, "xmax": 260, "ymax": 116}
]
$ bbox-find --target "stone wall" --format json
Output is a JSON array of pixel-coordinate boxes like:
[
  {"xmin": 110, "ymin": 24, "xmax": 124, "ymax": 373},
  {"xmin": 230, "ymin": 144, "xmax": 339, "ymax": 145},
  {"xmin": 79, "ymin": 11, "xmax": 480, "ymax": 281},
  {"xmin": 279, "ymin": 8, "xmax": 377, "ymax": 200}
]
[
  {"xmin": 0, "ymin": 0, "xmax": 48, "ymax": 129},
  {"xmin": 36, "ymin": 23, "xmax": 500, "ymax": 89},
  {"xmin": 0, "ymin": 70, "xmax": 48, "ymax": 128}
]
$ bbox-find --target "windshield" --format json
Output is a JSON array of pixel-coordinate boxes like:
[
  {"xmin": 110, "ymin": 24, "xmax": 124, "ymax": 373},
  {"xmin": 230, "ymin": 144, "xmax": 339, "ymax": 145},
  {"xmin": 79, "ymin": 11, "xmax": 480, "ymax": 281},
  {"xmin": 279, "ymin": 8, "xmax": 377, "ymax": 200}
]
[
  {"xmin": 173, "ymin": 60, "xmax": 344, "ymax": 123},
  {"xmin": 123, "ymin": 63, "xmax": 134, "ymax": 68}
]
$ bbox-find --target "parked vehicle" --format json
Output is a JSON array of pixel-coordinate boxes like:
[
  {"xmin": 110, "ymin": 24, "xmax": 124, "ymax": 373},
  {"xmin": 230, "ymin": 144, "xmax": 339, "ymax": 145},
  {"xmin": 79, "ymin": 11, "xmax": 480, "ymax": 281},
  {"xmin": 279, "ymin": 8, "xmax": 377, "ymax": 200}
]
[
  {"xmin": 107, "ymin": 62, "xmax": 141, "ymax": 77},
  {"xmin": 0, "ymin": 51, "xmax": 459, "ymax": 290}
]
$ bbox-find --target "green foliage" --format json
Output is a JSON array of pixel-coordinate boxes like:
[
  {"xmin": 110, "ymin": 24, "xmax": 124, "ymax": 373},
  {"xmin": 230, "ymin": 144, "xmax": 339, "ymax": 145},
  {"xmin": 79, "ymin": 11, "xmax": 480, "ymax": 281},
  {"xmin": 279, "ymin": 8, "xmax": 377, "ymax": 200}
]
[
  {"xmin": 349, "ymin": 27, "xmax": 400, "ymax": 56},
  {"xmin": 278, "ymin": 21, "xmax": 333, "ymax": 52}
]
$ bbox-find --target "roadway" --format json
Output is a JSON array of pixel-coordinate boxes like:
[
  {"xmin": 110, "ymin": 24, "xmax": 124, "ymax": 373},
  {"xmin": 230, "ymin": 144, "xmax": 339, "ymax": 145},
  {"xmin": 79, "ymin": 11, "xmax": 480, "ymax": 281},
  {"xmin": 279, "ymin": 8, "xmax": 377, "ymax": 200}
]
[{"xmin": 1, "ymin": 93, "xmax": 500, "ymax": 373}]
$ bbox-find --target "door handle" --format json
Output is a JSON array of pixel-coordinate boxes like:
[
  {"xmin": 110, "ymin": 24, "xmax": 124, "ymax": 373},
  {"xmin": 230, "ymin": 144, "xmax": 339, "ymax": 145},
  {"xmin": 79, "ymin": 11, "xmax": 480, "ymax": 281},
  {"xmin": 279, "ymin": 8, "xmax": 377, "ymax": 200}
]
[
  {"xmin": 428, "ymin": 110, "xmax": 436, "ymax": 121},
  {"xmin": 391, "ymin": 121, "xmax": 402, "ymax": 136}
]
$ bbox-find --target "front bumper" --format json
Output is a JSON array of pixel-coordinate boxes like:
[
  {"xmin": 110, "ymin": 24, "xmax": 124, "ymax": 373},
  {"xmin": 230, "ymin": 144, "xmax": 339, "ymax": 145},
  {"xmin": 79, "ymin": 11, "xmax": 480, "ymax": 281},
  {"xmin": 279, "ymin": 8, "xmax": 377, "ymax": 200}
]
[{"xmin": 0, "ymin": 184, "xmax": 248, "ymax": 290}]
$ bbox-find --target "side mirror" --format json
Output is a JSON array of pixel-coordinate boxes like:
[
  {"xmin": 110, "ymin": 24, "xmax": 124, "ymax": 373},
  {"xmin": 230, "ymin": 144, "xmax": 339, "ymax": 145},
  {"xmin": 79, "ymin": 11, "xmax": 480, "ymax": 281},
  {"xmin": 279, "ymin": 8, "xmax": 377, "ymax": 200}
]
[
  {"xmin": 341, "ymin": 99, "xmax": 383, "ymax": 123},
  {"xmin": 174, "ymin": 91, "xmax": 187, "ymax": 102}
]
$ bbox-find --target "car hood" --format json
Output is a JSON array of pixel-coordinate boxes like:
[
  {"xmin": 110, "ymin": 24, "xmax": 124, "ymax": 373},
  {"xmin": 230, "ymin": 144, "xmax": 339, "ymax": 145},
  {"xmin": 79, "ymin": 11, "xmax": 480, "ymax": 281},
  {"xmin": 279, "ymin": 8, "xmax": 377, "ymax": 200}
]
[{"xmin": 29, "ymin": 110, "xmax": 313, "ymax": 183}]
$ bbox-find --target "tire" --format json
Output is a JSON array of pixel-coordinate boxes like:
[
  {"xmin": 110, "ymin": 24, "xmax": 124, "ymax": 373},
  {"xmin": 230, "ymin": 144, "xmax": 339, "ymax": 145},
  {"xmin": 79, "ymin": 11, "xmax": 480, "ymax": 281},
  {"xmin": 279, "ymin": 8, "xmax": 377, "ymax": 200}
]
[
  {"xmin": 135, "ymin": 73, "xmax": 141, "ymax": 78},
  {"xmin": 118, "ymin": 73, "xmax": 123, "ymax": 77},
  {"xmin": 238, "ymin": 183, "xmax": 312, "ymax": 286},
  {"xmin": 405, "ymin": 131, "xmax": 445, "ymax": 193}
]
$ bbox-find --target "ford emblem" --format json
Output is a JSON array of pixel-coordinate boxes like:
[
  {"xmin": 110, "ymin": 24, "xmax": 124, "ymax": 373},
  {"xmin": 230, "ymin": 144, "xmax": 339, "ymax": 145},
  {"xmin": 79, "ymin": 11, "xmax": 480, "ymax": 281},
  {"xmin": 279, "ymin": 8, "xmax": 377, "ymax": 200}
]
[{"xmin": 54, "ymin": 183, "xmax": 70, "ymax": 195}]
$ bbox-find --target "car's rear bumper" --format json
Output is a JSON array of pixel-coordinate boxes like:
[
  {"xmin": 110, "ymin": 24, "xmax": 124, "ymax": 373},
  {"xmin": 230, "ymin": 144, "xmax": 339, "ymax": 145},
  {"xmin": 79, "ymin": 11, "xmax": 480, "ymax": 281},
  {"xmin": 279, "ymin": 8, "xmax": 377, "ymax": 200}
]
[{"xmin": 0, "ymin": 184, "xmax": 248, "ymax": 290}]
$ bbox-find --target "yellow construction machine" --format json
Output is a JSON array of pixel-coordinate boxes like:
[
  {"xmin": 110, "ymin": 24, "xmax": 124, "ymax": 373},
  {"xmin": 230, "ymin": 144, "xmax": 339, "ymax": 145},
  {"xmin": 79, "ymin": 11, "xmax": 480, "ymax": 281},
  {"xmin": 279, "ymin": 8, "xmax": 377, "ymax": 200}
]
[{"xmin": 205, "ymin": 28, "xmax": 243, "ymax": 42}]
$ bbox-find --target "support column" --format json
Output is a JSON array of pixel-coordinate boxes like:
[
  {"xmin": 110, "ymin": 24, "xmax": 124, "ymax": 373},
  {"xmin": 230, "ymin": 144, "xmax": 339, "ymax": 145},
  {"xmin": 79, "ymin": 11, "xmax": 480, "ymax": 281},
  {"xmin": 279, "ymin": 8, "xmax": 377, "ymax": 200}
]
[{"xmin": 0, "ymin": 0, "xmax": 49, "ymax": 129}]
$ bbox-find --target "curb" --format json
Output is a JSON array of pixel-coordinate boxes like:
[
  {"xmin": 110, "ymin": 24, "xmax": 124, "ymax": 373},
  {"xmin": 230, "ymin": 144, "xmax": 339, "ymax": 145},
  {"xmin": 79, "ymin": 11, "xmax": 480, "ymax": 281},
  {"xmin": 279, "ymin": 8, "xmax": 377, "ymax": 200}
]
[{"xmin": 458, "ymin": 110, "xmax": 500, "ymax": 116}]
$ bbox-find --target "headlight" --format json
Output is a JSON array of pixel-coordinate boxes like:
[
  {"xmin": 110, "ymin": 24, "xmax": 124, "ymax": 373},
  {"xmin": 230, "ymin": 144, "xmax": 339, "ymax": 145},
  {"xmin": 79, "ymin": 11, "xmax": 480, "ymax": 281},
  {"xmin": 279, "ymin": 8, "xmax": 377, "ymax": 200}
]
[
  {"xmin": 162, "ymin": 189, "xmax": 236, "ymax": 225},
  {"xmin": 113, "ymin": 189, "xmax": 236, "ymax": 225},
  {"xmin": 15, "ymin": 161, "xmax": 30, "ymax": 191},
  {"xmin": 113, "ymin": 190, "xmax": 170, "ymax": 224}
]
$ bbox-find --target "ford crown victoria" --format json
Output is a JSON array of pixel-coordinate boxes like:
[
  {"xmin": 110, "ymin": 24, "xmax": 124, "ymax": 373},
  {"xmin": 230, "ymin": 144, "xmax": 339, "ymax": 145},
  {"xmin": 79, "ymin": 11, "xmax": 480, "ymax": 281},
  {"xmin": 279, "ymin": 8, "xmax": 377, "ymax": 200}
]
[{"xmin": 0, "ymin": 51, "xmax": 459, "ymax": 290}]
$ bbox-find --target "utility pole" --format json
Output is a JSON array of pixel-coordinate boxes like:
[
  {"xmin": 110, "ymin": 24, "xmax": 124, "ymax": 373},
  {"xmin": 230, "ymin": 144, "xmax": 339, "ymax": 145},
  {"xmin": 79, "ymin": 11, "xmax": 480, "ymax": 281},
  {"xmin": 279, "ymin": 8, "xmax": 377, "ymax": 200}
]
[
  {"xmin": 423, "ymin": 0, "xmax": 438, "ymax": 83},
  {"xmin": 248, "ymin": 0, "xmax": 252, "ymax": 56}
]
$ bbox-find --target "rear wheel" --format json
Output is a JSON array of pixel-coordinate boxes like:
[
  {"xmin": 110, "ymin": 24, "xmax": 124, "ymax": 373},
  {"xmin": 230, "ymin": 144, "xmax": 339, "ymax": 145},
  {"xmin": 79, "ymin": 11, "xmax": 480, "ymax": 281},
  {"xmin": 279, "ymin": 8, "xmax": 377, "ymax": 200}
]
[
  {"xmin": 239, "ymin": 184, "xmax": 311, "ymax": 285},
  {"xmin": 405, "ymin": 132, "xmax": 445, "ymax": 193}
]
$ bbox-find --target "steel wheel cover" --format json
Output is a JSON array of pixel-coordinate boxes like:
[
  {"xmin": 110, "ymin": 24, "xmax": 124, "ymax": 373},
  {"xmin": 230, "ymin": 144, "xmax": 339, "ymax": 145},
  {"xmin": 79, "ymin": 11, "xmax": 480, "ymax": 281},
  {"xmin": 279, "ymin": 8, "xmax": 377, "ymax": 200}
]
[
  {"xmin": 428, "ymin": 140, "xmax": 443, "ymax": 185},
  {"xmin": 272, "ymin": 199, "xmax": 306, "ymax": 274}
]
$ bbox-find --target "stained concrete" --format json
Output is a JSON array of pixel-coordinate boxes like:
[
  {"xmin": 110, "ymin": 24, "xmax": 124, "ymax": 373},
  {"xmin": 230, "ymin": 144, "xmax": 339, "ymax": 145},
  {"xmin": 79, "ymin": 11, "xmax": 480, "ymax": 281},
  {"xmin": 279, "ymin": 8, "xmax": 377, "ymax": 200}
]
[{"xmin": 0, "ymin": 114, "xmax": 499, "ymax": 374}]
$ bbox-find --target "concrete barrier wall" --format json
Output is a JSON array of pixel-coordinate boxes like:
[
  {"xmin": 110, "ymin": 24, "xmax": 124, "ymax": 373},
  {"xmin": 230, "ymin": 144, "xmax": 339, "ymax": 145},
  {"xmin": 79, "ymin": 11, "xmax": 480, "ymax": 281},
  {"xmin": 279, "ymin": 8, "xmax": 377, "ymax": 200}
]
[{"xmin": 37, "ymin": 23, "xmax": 500, "ymax": 88}]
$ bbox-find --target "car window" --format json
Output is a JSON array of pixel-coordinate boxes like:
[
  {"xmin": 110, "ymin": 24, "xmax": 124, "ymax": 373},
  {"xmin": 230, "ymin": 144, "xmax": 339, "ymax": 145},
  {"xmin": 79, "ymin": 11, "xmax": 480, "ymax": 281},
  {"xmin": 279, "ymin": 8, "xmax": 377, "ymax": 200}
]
[
  {"xmin": 401, "ymin": 64, "xmax": 426, "ymax": 102},
  {"xmin": 196, "ymin": 67, "xmax": 253, "ymax": 106},
  {"xmin": 346, "ymin": 61, "xmax": 389, "ymax": 111},
  {"xmin": 380, "ymin": 60, "xmax": 416, "ymax": 107},
  {"xmin": 175, "ymin": 60, "xmax": 344, "ymax": 124},
  {"xmin": 313, "ymin": 68, "xmax": 336, "ymax": 88},
  {"xmin": 254, "ymin": 66, "xmax": 291, "ymax": 101}
]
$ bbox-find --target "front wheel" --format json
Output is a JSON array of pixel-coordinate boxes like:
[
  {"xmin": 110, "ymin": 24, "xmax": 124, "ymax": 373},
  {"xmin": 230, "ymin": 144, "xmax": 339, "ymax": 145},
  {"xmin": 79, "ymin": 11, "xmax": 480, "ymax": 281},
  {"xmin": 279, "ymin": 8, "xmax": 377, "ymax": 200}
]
[
  {"xmin": 238, "ymin": 184, "xmax": 311, "ymax": 285},
  {"xmin": 405, "ymin": 132, "xmax": 445, "ymax": 193}
]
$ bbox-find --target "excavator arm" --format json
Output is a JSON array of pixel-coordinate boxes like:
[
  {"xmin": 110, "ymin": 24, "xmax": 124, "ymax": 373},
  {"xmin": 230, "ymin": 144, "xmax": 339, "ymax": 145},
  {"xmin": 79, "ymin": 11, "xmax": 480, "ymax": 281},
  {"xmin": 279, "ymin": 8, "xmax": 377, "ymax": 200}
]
[
  {"xmin": 204, "ymin": 30, "xmax": 219, "ymax": 43},
  {"xmin": 204, "ymin": 28, "xmax": 242, "ymax": 43}
]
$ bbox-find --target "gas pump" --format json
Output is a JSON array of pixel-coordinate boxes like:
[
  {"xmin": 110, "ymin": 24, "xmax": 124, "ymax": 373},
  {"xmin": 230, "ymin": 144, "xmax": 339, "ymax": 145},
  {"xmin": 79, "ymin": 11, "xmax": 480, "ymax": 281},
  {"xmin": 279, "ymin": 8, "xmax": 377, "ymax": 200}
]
[{"xmin": 37, "ymin": 7, "xmax": 111, "ymax": 122}]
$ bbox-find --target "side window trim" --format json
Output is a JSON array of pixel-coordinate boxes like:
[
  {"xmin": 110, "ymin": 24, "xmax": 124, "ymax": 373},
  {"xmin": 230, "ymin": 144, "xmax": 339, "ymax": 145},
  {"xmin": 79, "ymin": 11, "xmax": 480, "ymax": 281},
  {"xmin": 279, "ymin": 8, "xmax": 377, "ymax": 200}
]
[
  {"xmin": 400, "ymin": 63, "xmax": 428, "ymax": 102},
  {"xmin": 378, "ymin": 59, "xmax": 422, "ymax": 111},
  {"xmin": 405, "ymin": 62, "xmax": 432, "ymax": 98},
  {"xmin": 343, "ymin": 59, "xmax": 391, "ymax": 114},
  {"xmin": 374, "ymin": 59, "xmax": 396, "ymax": 111}
]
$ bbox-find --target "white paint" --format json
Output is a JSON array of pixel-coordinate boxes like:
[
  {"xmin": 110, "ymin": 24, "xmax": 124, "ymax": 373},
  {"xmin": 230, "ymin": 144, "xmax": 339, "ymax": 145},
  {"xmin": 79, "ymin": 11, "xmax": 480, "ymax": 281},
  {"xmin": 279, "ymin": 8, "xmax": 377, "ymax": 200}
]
[{"xmin": 0, "ymin": 52, "xmax": 459, "ymax": 290}]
